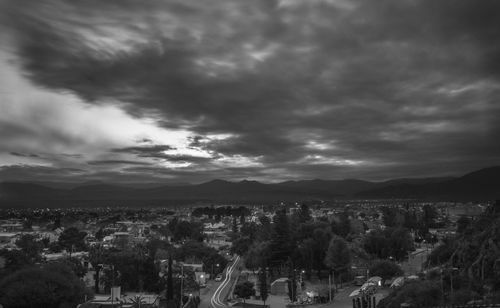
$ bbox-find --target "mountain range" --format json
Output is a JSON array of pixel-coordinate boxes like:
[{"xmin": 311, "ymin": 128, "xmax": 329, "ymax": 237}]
[{"xmin": 1, "ymin": 166, "xmax": 499, "ymax": 208}]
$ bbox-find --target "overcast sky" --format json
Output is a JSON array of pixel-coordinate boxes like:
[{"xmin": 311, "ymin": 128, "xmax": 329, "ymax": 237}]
[{"xmin": 1, "ymin": 0, "xmax": 499, "ymax": 184}]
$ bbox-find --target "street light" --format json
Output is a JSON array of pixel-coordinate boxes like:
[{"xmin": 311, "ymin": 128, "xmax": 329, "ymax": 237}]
[{"xmin": 449, "ymin": 267, "xmax": 459, "ymax": 301}]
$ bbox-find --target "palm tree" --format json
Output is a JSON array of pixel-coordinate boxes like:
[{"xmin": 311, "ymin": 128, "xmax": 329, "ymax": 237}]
[
  {"xmin": 133, "ymin": 244, "xmax": 148, "ymax": 292},
  {"xmin": 130, "ymin": 295, "xmax": 147, "ymax": 308},
  {"xmin": 89, "ymin": 244, "xmax": 106, "ymax": 293}
]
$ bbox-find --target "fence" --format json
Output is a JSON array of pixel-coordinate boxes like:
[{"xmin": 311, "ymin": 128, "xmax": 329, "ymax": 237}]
[{"xmin": 423, "ymin": 304, "xmax": 500, "ymax": 308}]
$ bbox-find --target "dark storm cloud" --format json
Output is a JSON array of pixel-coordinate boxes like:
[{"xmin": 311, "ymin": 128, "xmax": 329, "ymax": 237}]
[
  {"xmin": 111, "ymin": 145, "xmax": 176, "ymax": 158},
  {"xmin": 110, "ymin": 144, "xmax": 213, "ymax": 164},
  {"xmin": 1, "ymin": 0, "xmax": 500, "ymax": 181},
  {"xmin": 0, "ymin": 165, "xmax": 85, "ymax": 182},
  {"xmin": 137, "ymin": 138, "xmax": 153, "ymax": 144},
  {"xmin": 122, "ymin": 165, "xmax": 273, "ymax": 183},
  {"xmin": 87, "ymin": 160, "xmax": 153, "ymax": 166},
  {"xmin": 10, "ymin": 152, "xmax": 39, "ymax": 158}
]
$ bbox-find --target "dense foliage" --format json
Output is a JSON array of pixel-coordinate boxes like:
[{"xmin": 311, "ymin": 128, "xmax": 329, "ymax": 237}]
[
  {"xmin": 0, "ymin": 263, "xmax": 91, "ymax": 308},
  {"xmin": 368, "ymin": 260, "xmax": 403, "ymax": 280},
  {"xmin": 378, "ymin": 281, "xmax": 442, "ymax": 308},
  {"xmin": 234, "ymin": 281, "xmax": 256, "ymax": 302}
]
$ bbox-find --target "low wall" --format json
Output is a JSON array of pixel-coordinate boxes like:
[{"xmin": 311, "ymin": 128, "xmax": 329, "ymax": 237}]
[{"xmin": 232, "ymin": 302, "xmax": 270, "ymax": 308}]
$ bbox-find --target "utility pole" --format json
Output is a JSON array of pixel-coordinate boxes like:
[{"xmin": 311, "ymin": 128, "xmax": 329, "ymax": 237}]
[
  {"xmin": 440, "ymin": 269, "xmax": 444, "ymax": 305},
  {"xmin": 180, "ymin": 264, "xmax": 184, "ymax": 308},
  {"xmin": 450, "ymin": 267, "xmax": 458, "ymax": 301},
  {"xmin": 111, "ymin": 265, "xmax": 115, "ymax": 307},
  {"xmin": 329, "ymin": 273, "xmax": 332, "ymax": 302}
]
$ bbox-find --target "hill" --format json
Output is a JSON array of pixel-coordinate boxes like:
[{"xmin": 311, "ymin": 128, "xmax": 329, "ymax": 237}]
[
  {"xmin": 0, "ymin": 166, "xmax": 498, "ymax": 208},
  {"xmin": 357, "ymin": 166, "xmax": 500, "ymax": 200}
]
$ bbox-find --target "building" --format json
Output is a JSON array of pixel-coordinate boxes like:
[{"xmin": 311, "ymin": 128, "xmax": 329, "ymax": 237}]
[
  {"xmin": 0, "ymin": 232, "xmax": 17, "ymax": 245},
  {"xmin": 78, "ymin": 288, "xmax": 160, "ymax": 308},
  {"xmin": 270, "ymin": 278, "xmax": 289, "ymax": 295}
]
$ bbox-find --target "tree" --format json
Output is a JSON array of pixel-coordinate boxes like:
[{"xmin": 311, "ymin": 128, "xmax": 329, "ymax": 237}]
[
  {"xmin": 0, "ymin": 264, "xmax": 91, "ymax": 308},
  {"xmin": 257, "ymin": 215, "xmax": 272, "ymax": 242},
  {"xmin": 331, "ymin": 211, "xmax": 351, "ymax": 237},
  {"xmin": 88, "ymin": 244, "xmax": 107, "ymax": 294},
  {"xmin": 232, "ymin": 216, "xmax": 239, "ymax": 234},
  {"xmin": 456, "ymin": 216, "xmax": 471, "ymax": 234},
  {"xmin": 380, "ymin": 206, "xmax": 403, "ymax": 228},
  {"xmin": 0, "ymin": 249, "xmax": 32, "ymax": 275},
  {"xmin": 95, "ymin": 228, "xmax": 106, "ymax": 241},
  {"xmin": 230, "ymin": 236, "xmax": 253, "ymax": 256},
  {"xmin": 422, "ymin": 204, "xmax": 438, "ymax": 228},
  {"xmin": 364, "ymin": 228, "xmax": 413, "ymax": 261},
  {"xmin": 311, "ymin": 227, "xmax": 332, "ymax": 279},
  {"xmin": 50, "ymin": 258, "xmax": 88, "ymax": 278},
  {"xmin": 368, "ymin": 260, "xmax": 403, "ymax": 280},
  {"xmin": 297, "ymin": 238, "xmax": 315, "ymax": 279},
  {"xmin": 377, "ymin": 281, "xmax": 442, "ymax": 308},
  {"xmin": 245, "ymin": 241, "xmax": 271, "ymax": 272},
  {"xmin": 58, "ymin": 227, "xmax": 87, "ymax": 254},
  {"xmin": 15, "ymin": 234, "xmax": 42, "ymax": 263},
  {"xmin": 101, "ymin": 249, "xmax": 159, "ymax": 293},
  {"xmin": 52, "ymin": 216, "xmax": 62, "ymax": 230},
  {"xmin": 297, "ymin": 204, "xmax": 312, "ymax": 224},
  {"xmin": 131, "ymin": 244, "xmax": 149, "ymax": 292},
  {"xmin": 269, "ymin": 208, "xmax": 292, "ymax": 269},
  {"xmin": 130, "ymin": 295, "xmax": 147, "ymax": 308},
  {"xmin": 240, "ymin": 222, "xmax": 258, "ymax": 241},
  {"xmin": 287, "ymin": 258, "xmax": 298, "ymax": 303},
  {"xmin": 259, "ymin": 266, "xmax": 268, "ymax": 306},
  {"xmin": 324, "ymin": 236, "xmax": 351, "ymax": 286},
  {"xmin": 167, "ymin": 256, "xmax": 174, "ymax": 301},
  {"xmin": 292, "ymin": 221, "xmax": 332, "ymax": 279},
  {"xmin": 172, "ymin": 221, "xmax": 204, "ymax": 242},
  {"xmin": 426, "ymin": 237, "xmax": 455, "ymax": 267},
  {"xmin": 22, "ymin": 218, "xmax": 33, "ymax": 231},
  {"xmin": 387, "ymin": 228, "xmax": 414, "ymax": 260},
  {"xmin": 147, "ymin": 238, "xmax": 172, "ymax": 259},
  {"xmin": 234, "ymin": 281, "xmax": 255, "ymax": 302}
]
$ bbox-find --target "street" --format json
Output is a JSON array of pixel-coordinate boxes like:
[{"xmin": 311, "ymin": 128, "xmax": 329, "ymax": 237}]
[
  {"xmin": 211, "ymin": 255, "xmax": 241, "ymax": 308},
  {"xmin": 199, "ymin": 256, "xmax": 241, "ymax": 308}
]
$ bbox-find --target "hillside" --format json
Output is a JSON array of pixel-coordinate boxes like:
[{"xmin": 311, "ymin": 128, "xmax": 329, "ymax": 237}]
[
  {"xmin": 0, "ymin": 166, "xmax": 498, "ymax": 208},
  {"xmin": 357, "ymin": 166, "xmax": 500, "ymax": 200}
]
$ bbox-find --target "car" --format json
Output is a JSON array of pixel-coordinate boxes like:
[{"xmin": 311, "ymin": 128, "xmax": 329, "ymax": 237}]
[
  {"xmin": 215, "ymin": 274, "xmax": 223, "ymax": 281},
  {"xmin": 354, "ymin": 275, "xmax": 366, "ymax": 286}
]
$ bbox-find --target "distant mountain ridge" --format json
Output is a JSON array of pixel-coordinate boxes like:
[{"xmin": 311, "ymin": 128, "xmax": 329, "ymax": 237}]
[{"xmin": 1, "ymin": 166, "xmax": 499, "ymax": 208}]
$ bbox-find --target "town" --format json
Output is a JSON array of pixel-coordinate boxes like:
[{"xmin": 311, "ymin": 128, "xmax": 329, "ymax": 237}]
[
  {"xmin": 0, "ymin": 200, "xmax": 493, "ymax": 308},
  {"xmin": 1, "ymin": 0, "xmax": 500, "ymax": 307}
]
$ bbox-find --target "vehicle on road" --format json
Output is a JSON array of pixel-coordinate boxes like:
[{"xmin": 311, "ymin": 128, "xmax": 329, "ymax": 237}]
[{"xmin": 354, "ymin": 275, "xmax": 366, "ymax": 286}]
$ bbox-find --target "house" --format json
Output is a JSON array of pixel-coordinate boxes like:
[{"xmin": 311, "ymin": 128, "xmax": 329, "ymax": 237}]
[
  {"xmin": 0, "ymin": 232, "xmax": 17, "ymax": 245},
  {"xmin": 270, "ymin": 278, "xmax": 288, "ymax": 295},
  {"xmin": 78, "ymin": 287, "xmax": 160, "ymax": 308},
  {"xmin": 0, "ymin": 223, "xmax": 23, "ymax": 232}
]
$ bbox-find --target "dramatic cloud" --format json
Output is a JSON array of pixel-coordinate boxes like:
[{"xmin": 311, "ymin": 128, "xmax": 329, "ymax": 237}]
[{"xmin": 0, "ymin": 0, "xmax": 500, "ymax": 183}]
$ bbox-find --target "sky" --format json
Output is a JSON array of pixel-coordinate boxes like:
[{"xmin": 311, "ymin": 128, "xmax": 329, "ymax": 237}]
[{"xmin": 0, "ymin": 0, "xmax": 500, "ymax": 184}]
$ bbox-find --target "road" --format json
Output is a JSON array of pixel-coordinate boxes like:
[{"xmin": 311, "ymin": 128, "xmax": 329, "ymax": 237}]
[
  {"xmin": 210, "ymin": 255, "xmax": 241, "ymax": 308},
  {"xmin": 330, "ymin": 286, "xmax": 358, "ymax": 308},
  {"xmin": 400, "ymin": 246, "xmax": 432, "ymax": 275}
]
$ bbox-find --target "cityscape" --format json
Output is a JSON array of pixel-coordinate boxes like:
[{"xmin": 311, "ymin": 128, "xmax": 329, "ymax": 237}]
[{"xmin": 1, "ymin": 1, "xmax": 500, "ymax": 308}]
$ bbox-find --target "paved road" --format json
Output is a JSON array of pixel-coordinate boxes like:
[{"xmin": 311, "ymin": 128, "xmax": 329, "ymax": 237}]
[
  {"xmin": 400, "ymin": 246, "xmax": 432, "ymax": 275},
  {"xmin": 330, "ymin": 286, "xmax": 358, "ymax": 308},
  {"xmin": 210, "ymin": 256, "xmax": 241, "ymax": 308},
  {"xmin": 199, "ymin": 280, "xmax": 220, "ymax": 308}
]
